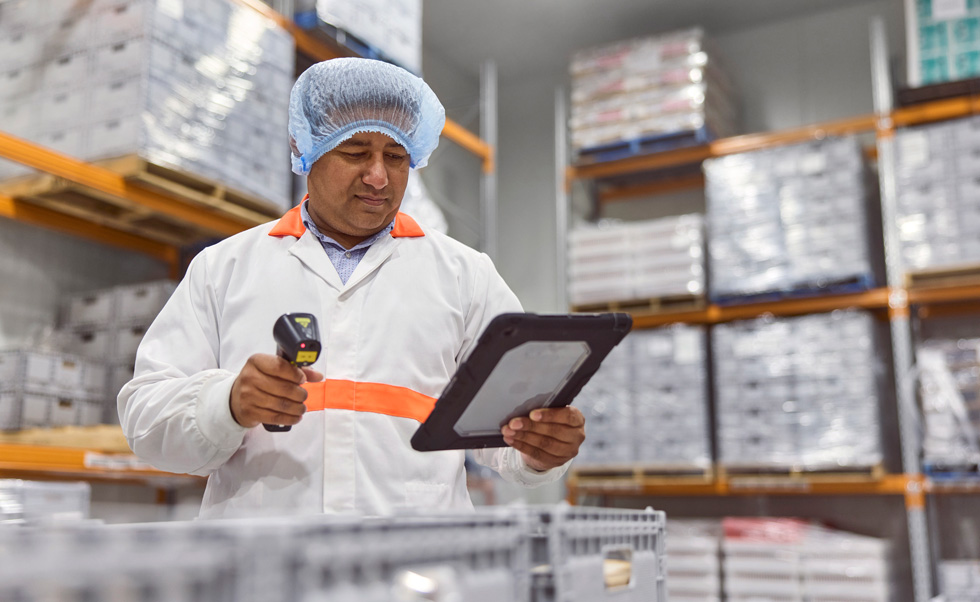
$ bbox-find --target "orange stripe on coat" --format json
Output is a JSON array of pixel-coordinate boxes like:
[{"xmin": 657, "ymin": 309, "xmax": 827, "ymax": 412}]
[{"xmin": 302, "ymin": 379, "xmax": 437, "ymax": 423}]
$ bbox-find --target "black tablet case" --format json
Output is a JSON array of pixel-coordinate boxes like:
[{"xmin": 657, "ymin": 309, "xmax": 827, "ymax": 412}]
[{"xmin": 411, "ymin": 312, "xmax": 633, "ymax": 452}]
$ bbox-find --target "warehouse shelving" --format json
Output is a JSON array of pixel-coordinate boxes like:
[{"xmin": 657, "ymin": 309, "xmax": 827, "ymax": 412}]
[
  {"xmin": 557, "ymin": 22, "xmax": 980, "ymax": 602},
  {"xmin": 0, "ymin": 1, "xmax": 497, "ymax": 490}
]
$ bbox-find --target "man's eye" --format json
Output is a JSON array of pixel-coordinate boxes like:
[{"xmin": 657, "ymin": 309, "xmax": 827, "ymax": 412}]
[
  {"xmin": 387, "ymin": 154, "xmax": 407, "ymax": 161},
  {"xmin": 344, "ymin": 152, "xmax": 367, "ymax": 159}
]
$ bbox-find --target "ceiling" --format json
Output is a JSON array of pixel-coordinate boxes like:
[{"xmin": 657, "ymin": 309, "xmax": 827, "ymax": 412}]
[{"xmin": 423, "ymin": 0, "xmax": 881, "ymax": 83}]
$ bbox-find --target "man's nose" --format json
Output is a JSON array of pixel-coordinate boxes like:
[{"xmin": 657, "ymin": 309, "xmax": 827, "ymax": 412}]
[{"xmin": 362, "ymin": 155, "xmax": 388, "ymax": 189}]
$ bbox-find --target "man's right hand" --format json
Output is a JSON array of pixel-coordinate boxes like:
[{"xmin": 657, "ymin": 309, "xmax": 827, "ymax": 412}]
[{"xmin": 229, "ymin": 353, "xmax": 325, "ymax": 428}]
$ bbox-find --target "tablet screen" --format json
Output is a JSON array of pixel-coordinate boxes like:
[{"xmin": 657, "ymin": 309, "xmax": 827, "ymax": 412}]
[{"xmin": 452, "ymin": 340, "xmax": 591, "ymax": 437}]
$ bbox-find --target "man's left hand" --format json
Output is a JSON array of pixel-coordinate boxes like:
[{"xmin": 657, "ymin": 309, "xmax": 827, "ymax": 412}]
[{"xmin": 501, "ymin": 407, "xmax": 586, "ymax": 472}]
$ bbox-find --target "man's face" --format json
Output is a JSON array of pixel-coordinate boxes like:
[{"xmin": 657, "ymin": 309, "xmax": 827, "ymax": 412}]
[{"xmin": 306, "ymin": 131, "xmax": 410, "ymax": 248}]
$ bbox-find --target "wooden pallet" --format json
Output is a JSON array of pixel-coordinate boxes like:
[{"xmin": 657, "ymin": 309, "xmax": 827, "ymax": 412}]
[
  {"xmin": 572, "ymin": 293, "xmax": 706, "ymax": 315},
  {"xmin": 0, "ymin": 424, "xmax": 131, "ymax": 454},
  {"xmin": 0, "ymin": 154, "xmax": 283, "ymax": 246},
  {"xmin": 573, "ymin": 463, "xmax": 713, "ymax": 485},
  {"xmin": 720, "ymin": 463, "xmax": 885, "ymax": 486},
  {"xmin": 906, "ymin": 263, "xmax": 980, "ymax": 290}
]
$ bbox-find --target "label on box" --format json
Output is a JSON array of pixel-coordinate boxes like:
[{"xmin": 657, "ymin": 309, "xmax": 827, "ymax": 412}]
[
  {"xmin": 898, "ymin": 131, "xmax": 930, "ymax": 169},
  {"xmin": 83, "ymin": 452, "xmax": 154, "ymax": 472},
  {"xmin": 933, "ymin": 0, "xmax": 968, "ymax": 20}
]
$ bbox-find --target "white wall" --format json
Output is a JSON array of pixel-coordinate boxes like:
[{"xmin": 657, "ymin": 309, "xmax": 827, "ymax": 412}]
[
  {"xmin": 0, "ymin": 218, "xmax": 169, "ymax": 348},
  {"xmin": 491, "ymin": 0, "xmax": 905, "ymax": 312}
]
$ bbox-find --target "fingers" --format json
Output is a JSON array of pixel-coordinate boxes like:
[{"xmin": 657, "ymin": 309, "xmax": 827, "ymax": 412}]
[
  {"xmin": 251, "ymin": 353, "xmax": 308, "ymax": 384},
  {"xmin": 230, "ymin": 354, "xmax": 315, "ymax": 428},
  {"xmin": 302, "ymin": 367, "xmax": 325, "ymax": 383},
  {"xmin": 501, "ymin": 406, "xmax": 587, "ymax": 471}
]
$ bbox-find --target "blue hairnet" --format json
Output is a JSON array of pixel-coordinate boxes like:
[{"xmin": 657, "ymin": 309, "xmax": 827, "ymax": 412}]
[{"xmin": 288, "ymin": 58, "xmax": 446, "ymax": 174}]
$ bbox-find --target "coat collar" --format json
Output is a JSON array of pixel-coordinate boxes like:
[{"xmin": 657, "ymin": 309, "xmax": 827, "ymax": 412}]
[{"xmin": 268, "ymin": 195, "xmax": 425, "ymax": 239}]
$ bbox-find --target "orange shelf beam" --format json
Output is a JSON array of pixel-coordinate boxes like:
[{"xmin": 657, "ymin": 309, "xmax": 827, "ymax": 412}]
[
  {"xmin": 0, "ymin": 443, "xmax": 202, "ymax": 486},
  {"xmin": 628, "ymin": 288, "xmax": 891, "ymax": 329},
  {"xmin": 568, "ymin": 473, "xmax": 918, "ymax": 499},
  {"xmin": 0, "ymin": 193, "xmax": 179, "ymax": 269},
  {"xmin": 0, "ymin": 131, "xmax": 253, "ymax": 238},
  {"xmin": 892, "ymin": 94, "xmax": 980, "ymax": 128},
  {"xmin": 599, "ymin": 174, "xmax": 705, "ymax": 204}
]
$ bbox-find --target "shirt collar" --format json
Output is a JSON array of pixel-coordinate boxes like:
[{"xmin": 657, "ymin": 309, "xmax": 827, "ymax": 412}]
[{"xmin": 300, "ymin": 199, "xmax": 395, "ymax": 252}]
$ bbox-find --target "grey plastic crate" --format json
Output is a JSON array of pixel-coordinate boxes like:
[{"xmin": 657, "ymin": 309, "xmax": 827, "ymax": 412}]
[
  {"xmin": 115, "ymin": 280, "xmax": 176, "ymax": 323},
  {"xmin": 527, "ymin": 505, "xmax": 667, "ymax": 602},
  {"xmin": 298, "ymin": 510, "xmax": 531, "ymax": 602}
]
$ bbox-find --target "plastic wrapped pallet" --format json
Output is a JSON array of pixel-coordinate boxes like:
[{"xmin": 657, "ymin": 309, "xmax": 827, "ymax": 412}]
[
  {"xmin": 575, "ymin": 324, "xmax": 710, "ymax": 469},
  {"xmin": 941, "ymin": 560, "xmax": 980, "ymax": 601},
  {"xmin": 568, "ymin": 214, "xmax": 705, "ymax": 307},
  {"xmin": 705, "ymin": 136, "xmax": 878, "ymax": 301},
  {"xmin": 569, "ymin": 27, "xmax": 738, "ymax": 155},
  {"xmin": 0, "ymin": 479, "xmax": 90, "ymax": 524},
  {"xmin": 895, "ymin": 116, "xmax": 980, "ymax": 271},
  {"xmin": 667, "ymin": 520, "xmax": 721, "ymax": 602},
  {"xmin": 305, "ymin": 0, "xmax": 422, "ymax": 74},
  {"xmin": 916, "ymin": 339, "xmax": 980, "ymax": 470},
  {"xmin": 712, "ymin": 310, "xmax": 883, "ymax": 471},
  {"xmin": 905, "ymin": 0, "xmax": 980, "ymax": 86},
  {"xmin": 722, "ymin": 517, "xmax": 890, "ymax": 602},
  {"xmin": 0, "ymin": 0, "xmax": 295, "ymax": 212}
]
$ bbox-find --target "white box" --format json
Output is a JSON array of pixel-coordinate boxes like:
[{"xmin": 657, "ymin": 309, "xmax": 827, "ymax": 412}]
[
  {"xmin": 92, "ymin": 38, "xmax": 147, "ymax": 80},
  {"xmin": 20, "ymin": 392, "xmax": 51, "ymax": 428},
  {"xmin": 40, "ymin": 51, "xmax": 91, "ymax": 89},
  {"xmin": 87, "ymin": 114, "xmax": 141, "ymax": 159},
  {"xmin": 41, "ymin": 89, "xmax": 89, "ymax": 130},
  {"xmin": 37, "ymin": 126, "xmax": 87, "ymax": 158},
  {"xmin": 82, "ymin": 363, "xmax": 108, "ymax": 397},
  {"xmin": 78, "ymin": 399, "xmax": 105, "ymax": 426},
  {"xmin": 108, "ymin": 363, "xmax": 135, "ymax": 399},
  {"xmin": 0, "ymin": 28, "xmax": 45, "ymax": 71},
  {"xmin": 0, "ymin": 101, "xmax": 36, "ymax": 137},
  {"xmin": 49, "ymin": 396, "xmax": 80, "ymax": 426},
  {"xmin": 52, "ymin": 356, "xmax": 84, "ymax": 391},
  {"xmin": 0, "ymin": 351, "xmax": 56, "ymax": 390},
  {"xmin": 96, "ymin": 1, "xmax": 148, "ymax": 42},
  {"xmin": 115, "ymin": 280, "xmax": 176, "ymax": 322},
  {"xmin": 111, "ymin": 324, "xmax": 149, "ymax": 363},
  {"xmin": 65, "ymin": 288, "xmax": 116, "ymax": 327},
  {"xmin": 89, "ymin": 77, "xmax": 142, "ymax": 121},
  {"xmin": 63, "ymin": 327, "xmax": 113, "ymax": 359},
  {"xmin": 0, "ymin": 67, "xmax": 38, "ymax": 101}
]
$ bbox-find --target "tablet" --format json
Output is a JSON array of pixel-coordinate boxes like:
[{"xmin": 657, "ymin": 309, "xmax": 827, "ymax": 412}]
[{"xmin": 411, "ymin": 312, "xmax": 632, "ymax": 452}]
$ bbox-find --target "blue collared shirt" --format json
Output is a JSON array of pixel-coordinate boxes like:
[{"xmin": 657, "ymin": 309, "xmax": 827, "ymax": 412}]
[{"xmin": 300, "ymin": 201, "xmax": 395, "ymax": 284}]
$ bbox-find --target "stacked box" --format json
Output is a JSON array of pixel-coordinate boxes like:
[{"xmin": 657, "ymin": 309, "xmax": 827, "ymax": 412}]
[
  {"xmin": 58, "ymin": 279, "xmax": 176, "ymax": 424},
  {"xmin": 894, "ymin": 116, "xmax": 980, "ymax": 271},
  {"xmin": 906, "ymin": 0, "xmax": 980, "ymax": 86},
  {"xmin": 942, "ymin": 560, "xmax": 980, "ymax": 601},
  {"xmin": 722, "ymin": 518, "xmax": 890, "ymax": 602},
  {"xmin": 0, "ymin": 0, "xmax": 295, "ymax": 211},
  {"xmin": 916, "ymin": 339, "xmax": 980, "ymax": 469},
  {"xmin": 568, "ymin": 214, "xmax": 705, "ymax": 307},
  {"xmin": 0, "ymin": 479, "xmax": 90, "ymax": 524},
  {"xmin": 309, "ymin": 0, "xmax": 422, "ymax": 74},
  {"xmin": 712, "ymin": 310, "xmax": 883, "ymax": 470},
  {"xmin": 705, "ymin": 136, "xmax": 876, "ymax": 300},
  {"xmin": 575, "ymin": 325, "xmax": 710, "ymax": 469},
  {"xmin": 568, "ymin": 27, "xmax": 738, "ymax": 153},
  {"xmin": 667, "ymin": 520, "xmax": 722, "ymax": 602},
  {"xmin": 0, "ymin": 350, "xmax": 105, "ymax": 430}
]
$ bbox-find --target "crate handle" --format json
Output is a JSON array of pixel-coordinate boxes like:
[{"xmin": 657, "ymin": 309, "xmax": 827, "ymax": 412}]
[{"xmin": 603, "ymin": 546, "xmax": 633, "ymax": 590}]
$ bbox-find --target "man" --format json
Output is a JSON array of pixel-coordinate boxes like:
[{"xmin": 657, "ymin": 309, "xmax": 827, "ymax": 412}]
[{"xmin": 118, "ymin": 58, "xmax": 586, "ymax": 518}]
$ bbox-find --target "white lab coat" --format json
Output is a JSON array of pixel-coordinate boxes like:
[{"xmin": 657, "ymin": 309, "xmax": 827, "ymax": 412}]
[{"xmin": 118, "ymin": 207, "xmax": 567, "ymax": 518}]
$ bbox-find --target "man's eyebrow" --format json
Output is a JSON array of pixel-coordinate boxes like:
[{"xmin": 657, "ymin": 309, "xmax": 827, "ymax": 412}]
[{"xmin": 335, "ymin": 139, "xmax": 406, "ymax": 150}]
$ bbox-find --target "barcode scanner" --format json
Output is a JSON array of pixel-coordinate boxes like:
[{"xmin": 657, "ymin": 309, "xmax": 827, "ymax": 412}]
[{"xmin": 263, "ymin": 313, "xmax": 321, "ymax": 432}]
